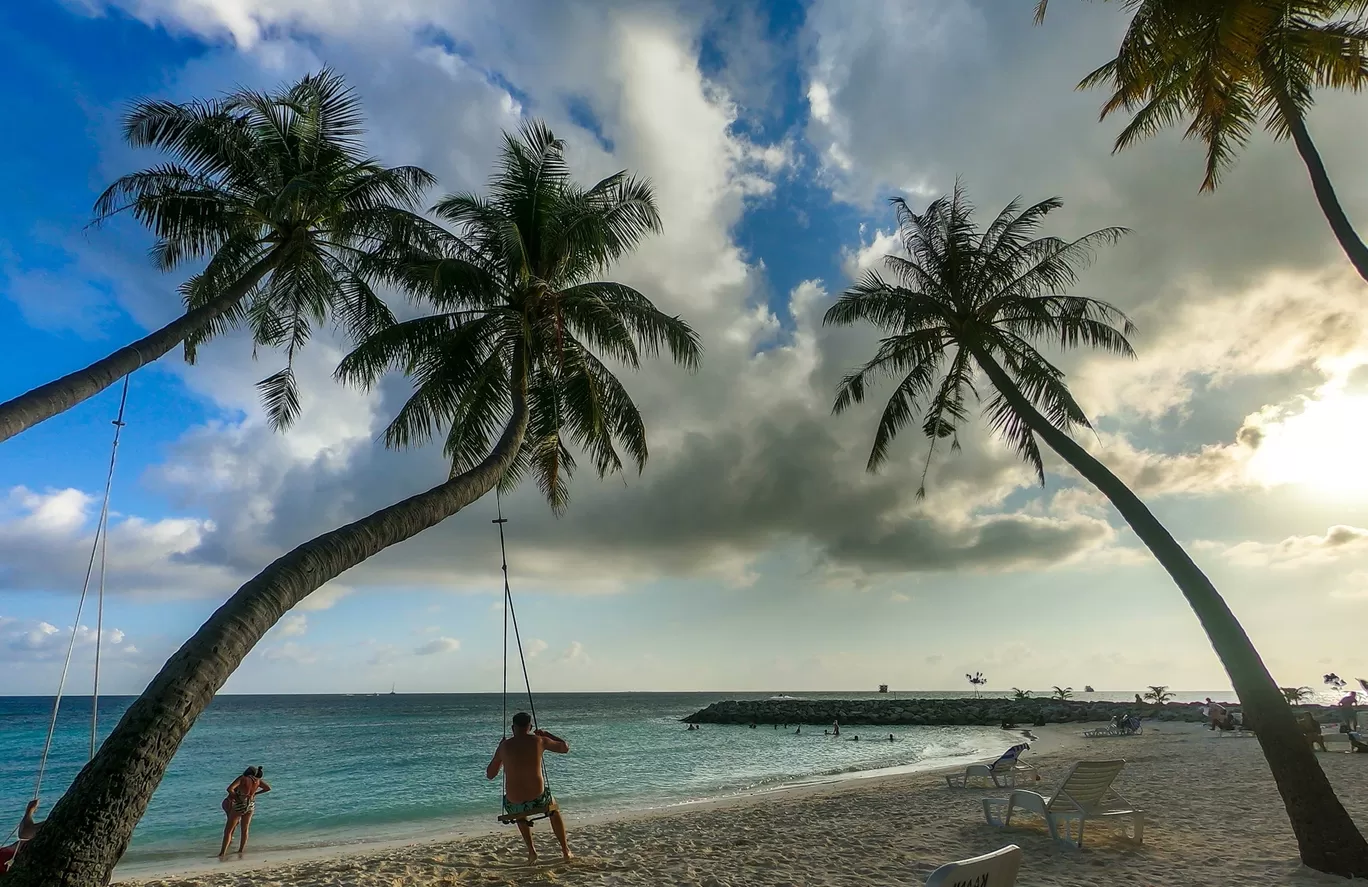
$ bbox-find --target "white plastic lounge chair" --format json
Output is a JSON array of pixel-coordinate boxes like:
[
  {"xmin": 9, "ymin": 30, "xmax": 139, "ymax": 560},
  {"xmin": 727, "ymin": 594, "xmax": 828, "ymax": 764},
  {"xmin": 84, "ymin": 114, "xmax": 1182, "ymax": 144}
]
[
  {"xmin": 924, "ymin": 844, "xmax": 1022, "ymax": 887},
  {"xmin": 982, "ymin": 759, "xmax": 1144, "ymax": 848},
  {"xmin": 946, "ymin": 743, "xmax": 1038, "ymax": 788}
]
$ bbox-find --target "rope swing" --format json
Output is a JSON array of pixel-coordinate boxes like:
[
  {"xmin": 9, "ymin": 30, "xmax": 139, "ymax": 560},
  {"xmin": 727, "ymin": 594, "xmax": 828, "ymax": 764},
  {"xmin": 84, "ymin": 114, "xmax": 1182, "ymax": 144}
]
[
  {"xmin": 18, "ymin": 376, "xmax": 129, "ymax": 836},
  {"xmin": 493, "ymin": 490, "xmax": 553, "ymax": 824}
]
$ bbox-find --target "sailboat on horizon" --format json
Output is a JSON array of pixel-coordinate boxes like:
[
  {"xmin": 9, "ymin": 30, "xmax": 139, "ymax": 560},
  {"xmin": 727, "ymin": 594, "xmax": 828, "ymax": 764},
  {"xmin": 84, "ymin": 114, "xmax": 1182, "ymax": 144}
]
[{"xmin": 389, "ymin": 682, "xmax": 396, "ymax": 696}]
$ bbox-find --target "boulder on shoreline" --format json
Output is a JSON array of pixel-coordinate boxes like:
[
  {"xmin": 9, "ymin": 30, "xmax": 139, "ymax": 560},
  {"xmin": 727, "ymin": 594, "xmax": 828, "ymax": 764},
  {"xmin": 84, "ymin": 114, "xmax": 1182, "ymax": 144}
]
[{"xmin": 683, "ymin": 697, "xmax": 1337, "ymax": 727}]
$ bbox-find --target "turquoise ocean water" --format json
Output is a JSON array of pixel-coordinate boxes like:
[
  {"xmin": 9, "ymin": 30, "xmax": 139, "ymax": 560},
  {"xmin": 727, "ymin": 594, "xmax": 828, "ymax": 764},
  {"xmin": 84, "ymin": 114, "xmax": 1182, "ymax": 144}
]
[{"xmin": 0, "ymin": 690, "xmax": 1240, "ymax": 876}]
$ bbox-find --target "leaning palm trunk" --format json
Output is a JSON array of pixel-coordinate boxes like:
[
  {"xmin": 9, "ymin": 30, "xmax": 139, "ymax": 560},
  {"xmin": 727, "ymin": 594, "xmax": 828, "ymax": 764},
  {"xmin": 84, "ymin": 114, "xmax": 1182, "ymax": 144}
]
[
  {"xmin": 1273, "ymin": 90, "xmax": 1368, "ymax": 286},
  {"xmin": 7, "ymin": 364, "xmax": 528, "ymax": 887},
  {"xmin": 0, "ymin": 253, "xmax": 279, "ymax": 444},
  {"xmin": 972, "ymin": 347, "xmax": 1368, "ymax": 877}
]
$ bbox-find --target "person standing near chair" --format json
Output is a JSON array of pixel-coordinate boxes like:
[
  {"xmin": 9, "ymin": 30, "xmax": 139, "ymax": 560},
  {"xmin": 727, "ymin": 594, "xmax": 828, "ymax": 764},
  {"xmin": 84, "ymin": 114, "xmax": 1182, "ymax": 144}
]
[
  {"xmin": 487, "ymin": 712, "xmax": 571, "ymax": 864},
  {"xmin": 1340, "ymin": 691, "xmax": 1359, "ymax": 730}
]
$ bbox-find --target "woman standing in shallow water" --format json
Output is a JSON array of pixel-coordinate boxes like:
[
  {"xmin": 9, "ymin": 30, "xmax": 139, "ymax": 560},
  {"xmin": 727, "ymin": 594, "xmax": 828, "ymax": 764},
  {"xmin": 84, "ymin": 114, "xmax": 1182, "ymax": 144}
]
[{"xmin": 219, "ymin": 766, "xmax": 270, "ymax": 856}]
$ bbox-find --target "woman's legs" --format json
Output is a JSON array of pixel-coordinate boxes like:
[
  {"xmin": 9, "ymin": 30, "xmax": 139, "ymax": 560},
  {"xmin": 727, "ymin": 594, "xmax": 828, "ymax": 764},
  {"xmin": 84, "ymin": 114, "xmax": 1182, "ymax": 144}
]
[
  {"xmin": 238, "ymin": 808, "xmax": 254, "ymax": 853},
  {"xmin": 219, "ymin": 814, "xmax": 240, "ymax": 857}
]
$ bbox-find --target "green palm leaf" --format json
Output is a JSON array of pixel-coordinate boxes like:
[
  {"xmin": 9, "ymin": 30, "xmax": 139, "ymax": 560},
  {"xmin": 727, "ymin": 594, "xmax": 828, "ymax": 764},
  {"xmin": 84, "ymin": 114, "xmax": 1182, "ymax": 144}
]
[
  {"xmin": 92, "ymin": 67, "xmax": 436, "ymax": 429},
  {"xmin": 824, "ymin": 185, "xmax": 1134, "ymax": 489},
  {"xmin": 340, "ymin": 120, "xmax": 699, "ymax": 512}
]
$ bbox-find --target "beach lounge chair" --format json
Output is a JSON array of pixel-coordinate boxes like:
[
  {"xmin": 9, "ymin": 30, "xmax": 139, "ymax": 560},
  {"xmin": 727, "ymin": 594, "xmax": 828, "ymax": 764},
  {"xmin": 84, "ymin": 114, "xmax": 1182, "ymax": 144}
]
[
  {"xmin": 924, "ymin": 844, "xmax": 1022, "ymax": 887},
  {"xmin": 946, "ymin": 743, "xmax": 1038, "ymax": 788},
  {"xmin": 1083, "ymin": 715, "xmax": 1142, "ymax": 738},
  {"xmin": 982, "ymin": 760, "xmax": 1144, "ymax": 848}
]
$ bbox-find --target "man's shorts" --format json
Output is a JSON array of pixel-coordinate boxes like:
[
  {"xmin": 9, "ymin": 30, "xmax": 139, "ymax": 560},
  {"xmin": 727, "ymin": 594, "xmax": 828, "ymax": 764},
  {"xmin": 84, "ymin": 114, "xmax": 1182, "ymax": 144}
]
[{"xmin": 502, "ymin": 787, "xmax": 555, "ymax": 817}]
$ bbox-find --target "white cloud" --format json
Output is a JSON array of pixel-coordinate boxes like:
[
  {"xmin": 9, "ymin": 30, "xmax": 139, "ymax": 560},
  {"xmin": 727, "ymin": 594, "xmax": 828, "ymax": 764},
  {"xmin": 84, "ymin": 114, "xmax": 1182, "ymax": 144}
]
[
  {"xmin": 261, "ymin": 641, "xmax": 318, "ymax": 665},
  {"xmin": 1198, "ymin": 526, "xmax": 1368, "ymax": 570},
  {"xmin": 0, "ymin": 617, "xmax": 131, "ymax": 663},
  {"xmin": 274, "ymin": 614, "xmax": 308, "ymax": 638},
  {"xmin": 524, "ymin": 638, "xmax": 549, "ymax": 659},
  {"xmin": 557, "ymin": 641, "xmax": 589, "ymax": 665},
  {"xmin": 296, "ymin": 583, "xmax": 353, "ymax": 612},
  {"xmin": 0, "ymin": 486, "xmax": 235, "ymax": 598},
  {"xmin": 414, "ymin": 637, "xmax": 461, "ymax": 656}
]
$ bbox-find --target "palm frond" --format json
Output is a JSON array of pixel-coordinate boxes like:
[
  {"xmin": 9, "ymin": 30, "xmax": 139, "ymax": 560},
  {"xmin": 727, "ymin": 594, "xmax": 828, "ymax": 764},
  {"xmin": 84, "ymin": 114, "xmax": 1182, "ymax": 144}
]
[{"xmin": 830, "ymin": 184, "xmax": 1128, "ymax": 492}]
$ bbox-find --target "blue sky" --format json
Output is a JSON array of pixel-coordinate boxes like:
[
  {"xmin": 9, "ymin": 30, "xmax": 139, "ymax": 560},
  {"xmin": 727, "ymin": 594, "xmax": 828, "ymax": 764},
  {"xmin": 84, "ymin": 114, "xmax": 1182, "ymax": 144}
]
[{"xmin": 4, "ymin": 0, "xmax": 1368, "ymax": 697}]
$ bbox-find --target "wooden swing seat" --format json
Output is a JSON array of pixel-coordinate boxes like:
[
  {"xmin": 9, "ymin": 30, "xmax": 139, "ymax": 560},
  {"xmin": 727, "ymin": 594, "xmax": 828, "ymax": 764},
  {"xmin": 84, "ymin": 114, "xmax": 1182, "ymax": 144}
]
[{"xmin": 497, "ymin": 798, "xmax": 559, "ymax": 825}]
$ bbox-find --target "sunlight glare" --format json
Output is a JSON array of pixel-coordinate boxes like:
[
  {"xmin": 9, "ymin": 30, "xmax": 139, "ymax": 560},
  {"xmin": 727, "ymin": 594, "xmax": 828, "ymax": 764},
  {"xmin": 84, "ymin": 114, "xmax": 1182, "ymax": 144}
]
[{"xmin": 1247, "ymin": 393, "xmax": 1368, "ymax": 496}]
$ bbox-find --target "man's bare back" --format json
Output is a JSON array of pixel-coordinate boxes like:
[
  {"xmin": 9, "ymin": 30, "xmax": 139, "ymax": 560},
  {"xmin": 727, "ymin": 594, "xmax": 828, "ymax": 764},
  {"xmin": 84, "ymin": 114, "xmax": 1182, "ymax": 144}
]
[
  {"xmin": 487, "ymin": 713, "xmax": 571, "ymax": 863},
  {"xmin": 495, "ymin": 731, "xmax": 568, "ymax": 803}
]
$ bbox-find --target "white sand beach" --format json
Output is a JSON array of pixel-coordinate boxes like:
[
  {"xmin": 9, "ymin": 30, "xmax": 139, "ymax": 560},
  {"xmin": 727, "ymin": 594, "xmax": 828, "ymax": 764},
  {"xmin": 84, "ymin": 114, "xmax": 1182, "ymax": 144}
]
[{"xmin": 120, "ymin": 722, "xmax": 1368, "ymax": 887}]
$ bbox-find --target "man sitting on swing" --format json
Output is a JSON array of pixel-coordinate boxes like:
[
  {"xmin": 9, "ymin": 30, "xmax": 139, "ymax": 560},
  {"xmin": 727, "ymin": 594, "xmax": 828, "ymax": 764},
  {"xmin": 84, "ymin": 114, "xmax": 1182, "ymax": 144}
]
[{"xmin": 487, "ymin": 712, "xmax": 572, "ymax": 863}]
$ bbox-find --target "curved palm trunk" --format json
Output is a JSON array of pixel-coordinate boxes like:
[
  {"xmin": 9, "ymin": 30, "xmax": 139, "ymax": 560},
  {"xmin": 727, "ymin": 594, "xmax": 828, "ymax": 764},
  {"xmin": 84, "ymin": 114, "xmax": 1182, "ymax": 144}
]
[
  {"xmin": 0, "ymin": 253, "xmax": 280, "ymax": 445},
  {"xmin": 6, "ymin": 362, "xmax": 529, "ymax": 887},
  {"xmin": 972, "ymin": 347, "xmax": 1368, "ymax": 877},
  {"xmin": 1273, "ymin": 90, "xmax": 1368, "ymax": 285}
]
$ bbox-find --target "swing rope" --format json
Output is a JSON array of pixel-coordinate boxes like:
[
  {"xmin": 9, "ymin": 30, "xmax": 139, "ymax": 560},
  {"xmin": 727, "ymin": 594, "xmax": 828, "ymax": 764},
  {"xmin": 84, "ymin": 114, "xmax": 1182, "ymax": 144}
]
[
  {"xmin": 30, "ymin": 376, "xmax": 128, "ymax": 808},
  {"xmin": 494, "ymin": 490, "xmax": 549, "ymax": 789}
]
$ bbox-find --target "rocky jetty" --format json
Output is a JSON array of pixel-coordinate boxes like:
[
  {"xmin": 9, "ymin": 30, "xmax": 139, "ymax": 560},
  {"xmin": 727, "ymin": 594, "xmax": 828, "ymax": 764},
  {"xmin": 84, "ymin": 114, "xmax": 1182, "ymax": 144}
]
[{"xmin": 684, "ymin": 697, "xmax": 1337, "ymax": 727}]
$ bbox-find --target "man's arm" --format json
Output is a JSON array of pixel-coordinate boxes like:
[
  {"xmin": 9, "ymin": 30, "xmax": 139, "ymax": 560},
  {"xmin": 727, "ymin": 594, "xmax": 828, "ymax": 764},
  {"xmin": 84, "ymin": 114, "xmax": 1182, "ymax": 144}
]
[
  {"xmin": 535, "ymin": 729, "xmax": 569, "ymax": 754},
  {"xmin": 17, "ymin": 799, "xmax": 40, "ymax": 841},
  {"xmin": 486, "ymin": 740, "xmax": 505, "ymax": 780}
]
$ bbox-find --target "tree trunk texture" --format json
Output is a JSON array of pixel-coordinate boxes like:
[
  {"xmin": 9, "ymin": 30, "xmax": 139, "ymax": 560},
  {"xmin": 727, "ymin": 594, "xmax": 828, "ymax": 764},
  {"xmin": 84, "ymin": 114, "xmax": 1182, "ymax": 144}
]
[
  {"xmin": 7, "ymin": 360, "xmax": 529, "ymax": 887},
  {"xmin": 972, "ymin": 346, "xmax": 1368, "ymax": 877},
  {"xmin": 1275, "ymin": 91, "xmax": 1368, "ymax": 285},
  {"xmin": 0, "ymin": 253, "xmax": 279, "ymax": 445}
]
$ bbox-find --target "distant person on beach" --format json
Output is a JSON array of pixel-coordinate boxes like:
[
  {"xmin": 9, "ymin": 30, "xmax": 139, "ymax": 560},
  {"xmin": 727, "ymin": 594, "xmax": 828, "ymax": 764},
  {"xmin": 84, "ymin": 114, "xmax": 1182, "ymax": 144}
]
[
  {"xmin": 0, "ymin": 799, "xmax": 44, "ymax": 873},
  {"xmin": 1300, "ymin": 713, "xmax": 1328, "ymax": 752},
  {"xmin": 888, "ymin": 734, "xmax": 894, "ymax": 742},
  {"xmin": 1203, "ymin": 699, "xmax": 1228, "ymax": 731},
  {"xmin": 219, "ymin": 766, "xmax": 270, "ymax": 857},
  {"xmin": 487, "ymin": 712, "xmax": 572, "ymax": 864},
  {"xmin": 1340, "ymin": 692, "xmax": 1359, "ymax": 730},
  {"xmin": 833, "ymin": 720, "xmax": 840, "ymax": 737},
  {"xmin": 1135, "ymin": 694, "xmax": 1143, "ymax": 704}
]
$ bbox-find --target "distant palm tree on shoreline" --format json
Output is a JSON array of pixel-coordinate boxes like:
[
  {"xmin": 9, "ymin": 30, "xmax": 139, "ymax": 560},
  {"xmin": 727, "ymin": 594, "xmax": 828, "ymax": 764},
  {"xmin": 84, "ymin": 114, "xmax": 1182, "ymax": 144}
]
[{"xmin": 1144, "ymin": 685, "xmax": 1174, "ymax": 705}]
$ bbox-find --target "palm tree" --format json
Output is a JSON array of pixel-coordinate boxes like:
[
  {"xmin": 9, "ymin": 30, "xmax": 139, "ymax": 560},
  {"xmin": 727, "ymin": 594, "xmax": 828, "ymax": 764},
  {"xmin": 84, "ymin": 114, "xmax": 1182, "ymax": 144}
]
[
  {"xmin": 1012, "ymin": 687, "xmax": 1034, "ymax": 700},
  {"xmin": 0, "ymin": 68, "xmax": 434, "ymax": 443},
  {"xmin": 1144, "ymin": 684, "xmax": 1175, "ymax": 704},
  {"xmin": 1053, "ymin": 686, "xmax": 1074, "ymax": 700},
  {"xmin": 966, "ymin": 671, "xmax": 987, "ymax": 697},
  {"xmin": 1034, "ymin": 0, "xmax": 1368, "ymax": 284},
  {"xmin": 1283, "ymin": 686, "xmax": 1314, "ymax": 704},
  {"xmin": 824, "ymin": 184, "xmax": 1368, "ymax": 876},
  {"xmin": 8, "ymin": 121, "xmax": 699, "ymax": 887}
]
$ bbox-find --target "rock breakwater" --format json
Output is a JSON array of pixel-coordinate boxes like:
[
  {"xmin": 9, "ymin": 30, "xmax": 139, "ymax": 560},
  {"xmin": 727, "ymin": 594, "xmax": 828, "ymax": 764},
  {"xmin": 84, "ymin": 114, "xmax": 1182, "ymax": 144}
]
[{"xmin": 684, "ymin": 697, "xmax": 1336, "ymax": 727}]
